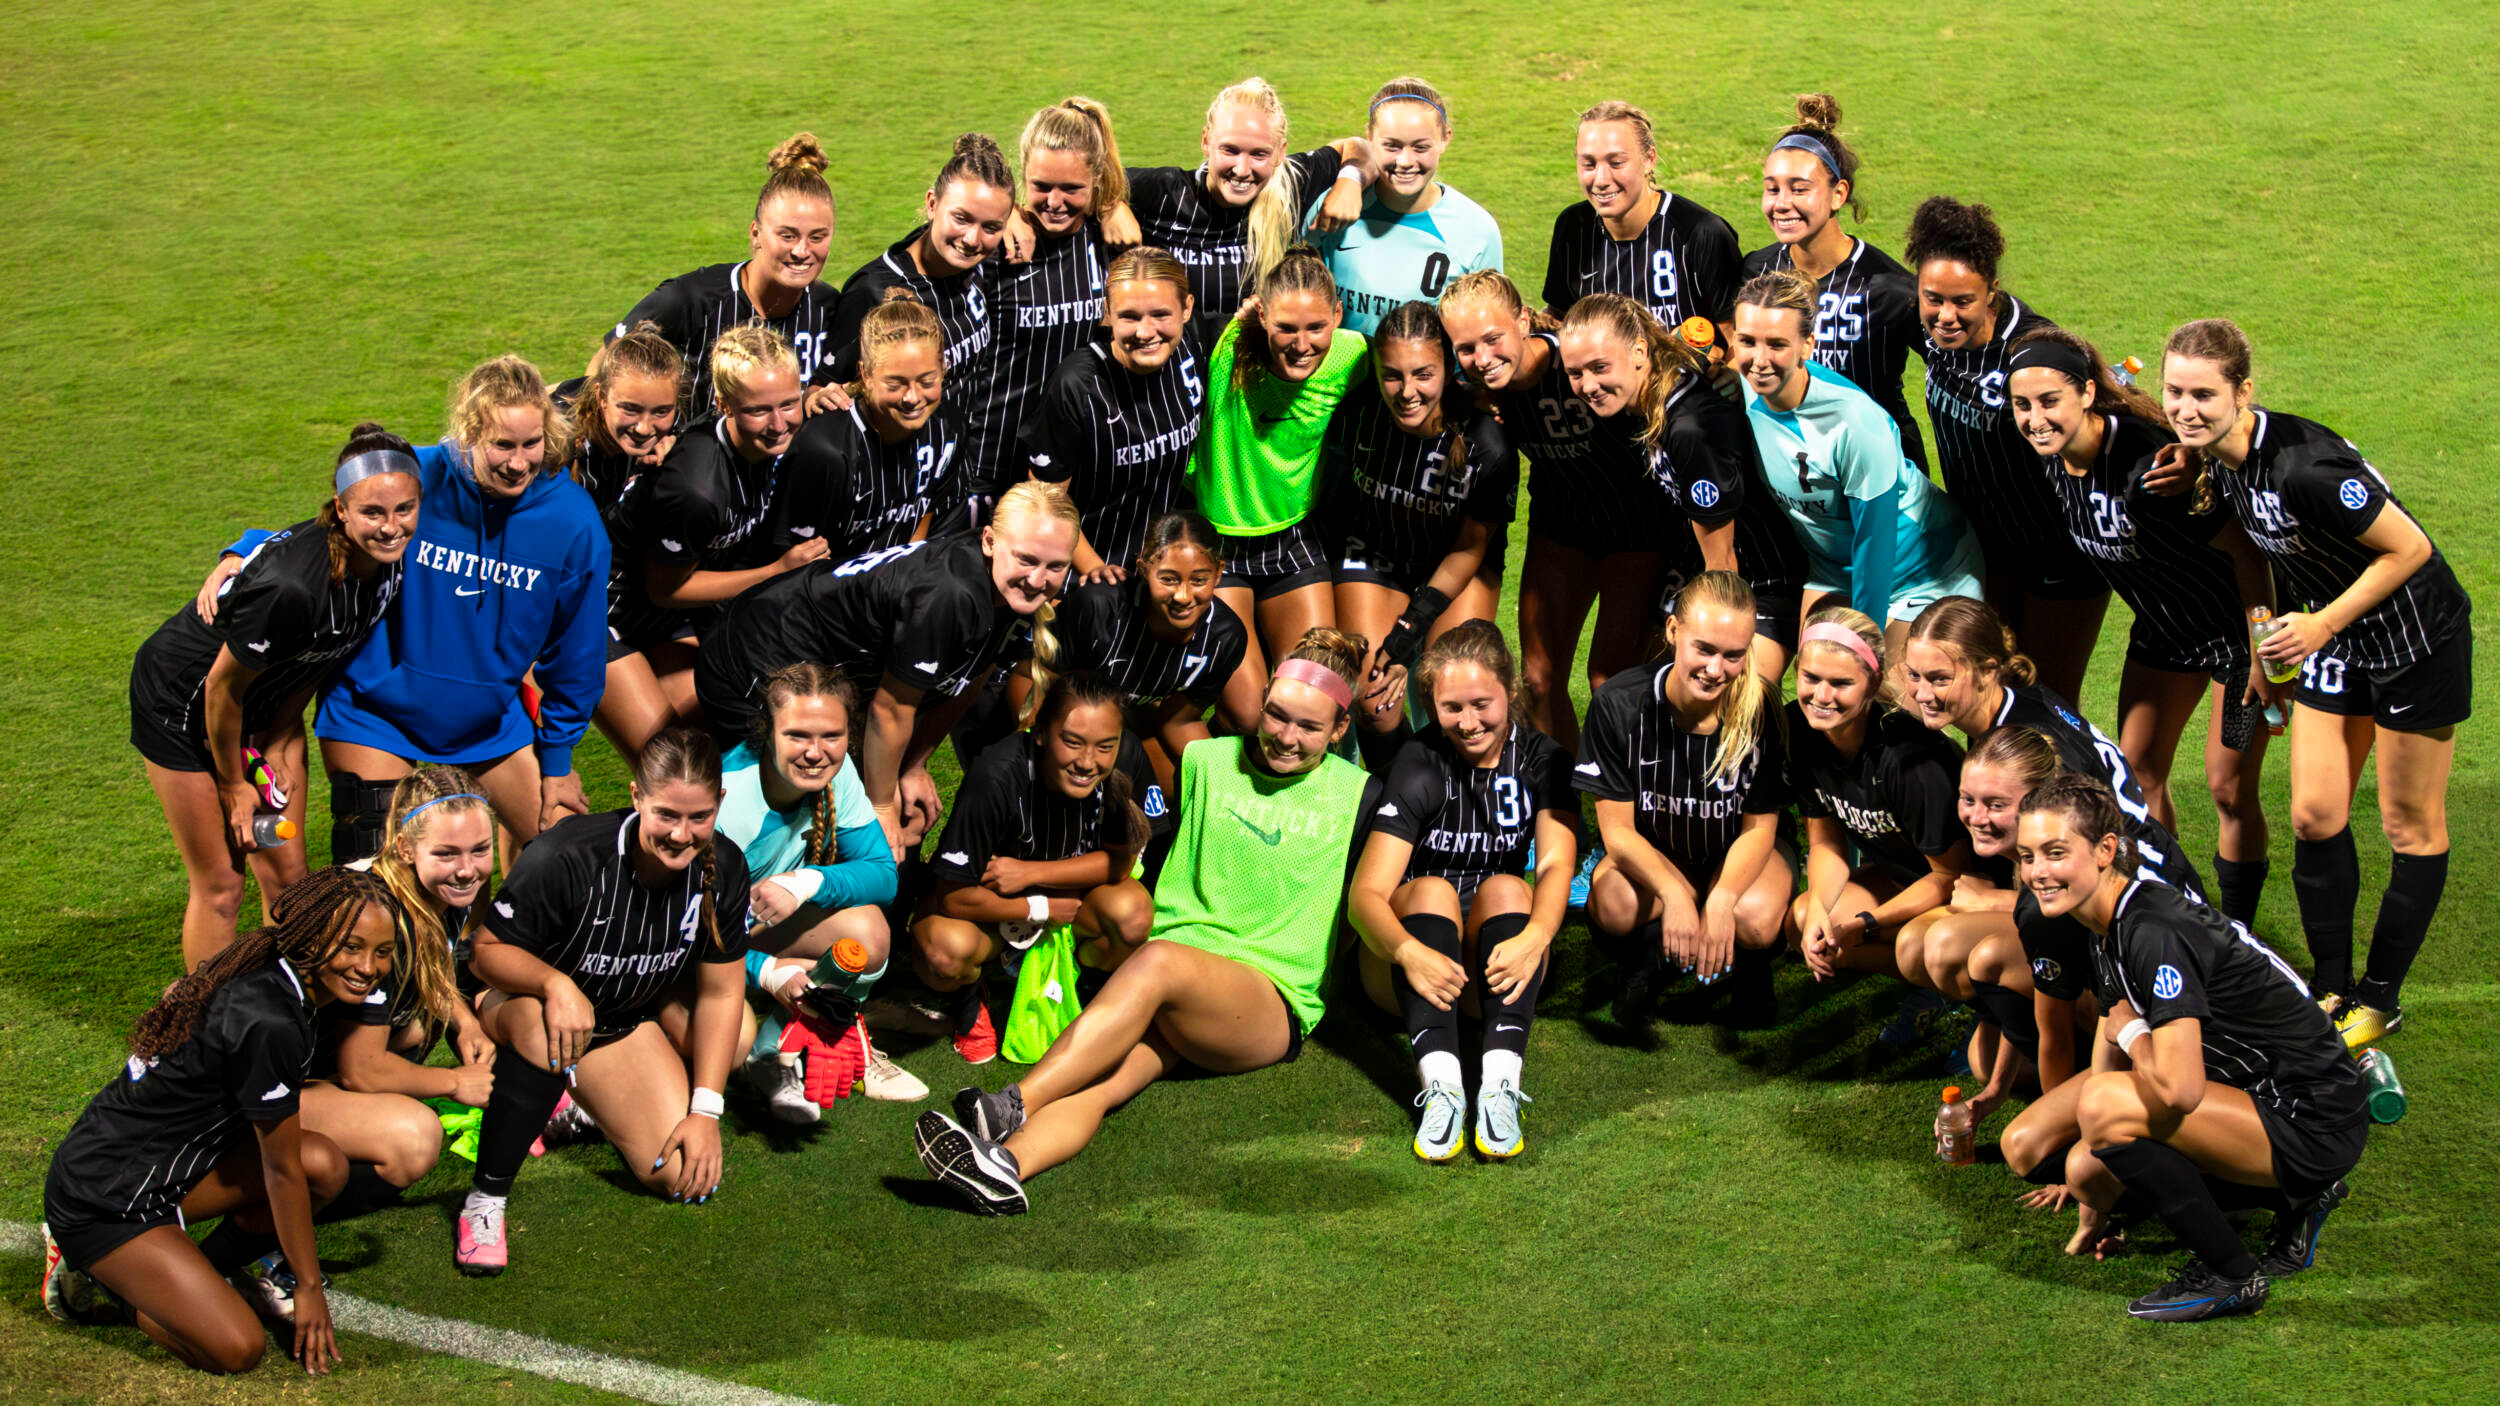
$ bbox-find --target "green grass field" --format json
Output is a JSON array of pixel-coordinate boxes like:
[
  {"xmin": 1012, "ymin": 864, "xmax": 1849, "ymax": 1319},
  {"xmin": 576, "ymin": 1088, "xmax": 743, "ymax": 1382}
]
[{"xmin": 5, "ymin": 2, "xmax": 2498, "ymax": 1402}]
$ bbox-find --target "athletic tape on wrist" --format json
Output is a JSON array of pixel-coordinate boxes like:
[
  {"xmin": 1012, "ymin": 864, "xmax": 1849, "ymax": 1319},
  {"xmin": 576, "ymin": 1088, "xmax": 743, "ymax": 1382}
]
[
  {"xmin": 1026, "ymin": 894, "xmax": 1051, "ymax": 924},
  {"xmin": 2116, "ymin": 1018, "xmax": 2152, "ymax": 1055},
  {"xmin": 688, "ymin": 1087, "xmax": 725, "ymax": 1119}
]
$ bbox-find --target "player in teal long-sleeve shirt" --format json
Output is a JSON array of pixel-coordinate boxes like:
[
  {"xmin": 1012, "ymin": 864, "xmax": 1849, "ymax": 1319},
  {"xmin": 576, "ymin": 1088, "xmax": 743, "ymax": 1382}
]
[{"xmin": 1733, "ymin": 270, "xmax": 1981, "ymax": 656}]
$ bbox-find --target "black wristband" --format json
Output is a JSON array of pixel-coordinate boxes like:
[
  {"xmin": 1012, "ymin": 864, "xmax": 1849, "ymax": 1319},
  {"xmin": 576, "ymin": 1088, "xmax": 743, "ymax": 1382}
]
[
  {"xmin": 1856, "ymin": 910, "xmax": 1883, "ymax": 944},
  {"xmin": 1378, "ymin": 586, "xmax": 1451, "ymax": 670}
]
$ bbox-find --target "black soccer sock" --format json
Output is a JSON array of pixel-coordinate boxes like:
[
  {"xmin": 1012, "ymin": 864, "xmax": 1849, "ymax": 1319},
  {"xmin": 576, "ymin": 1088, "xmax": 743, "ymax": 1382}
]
[
  {"xmin": 2356, "ymin": 850, "xmax": 2447, "ymax": 1010},
  {"xmin": 1473, "ymin": 913, "xmax": 1545, "ymax": 1058},
  {"xmin": 1353, "ymin": 716, "xmax": 1411, "ymax": 773},
  {"xmin": 473, "ymin": 1047, "xmax": 567, "ymax": 1198},
  {"xmin": 2212, "ymin": 854, "xmax": 2271, "ymax": 928},
  {"xmin": 2093, "ymin": 1138, "xmax": 2259, "ymax": 1278},
  {"xmin": 2204, "ymin": 1174, "xmax": 2293, "ymax": 1217},
  {"xmin": 197, "ymin": 1218, "xmax": 279, "ymax": 1276},
  {"xmin": 315, "ymin": 1160, "xmax": 402, "ymax": 1224},
  {"xmin": 2292, "ymin": 827, "xmax": 2361, "ymax": 998},
  {"xmin": 327, "ymin": 771, "xmax": 398, "ymax": 865},
  {"xmin": 952, "ymin": 980, "xmax": 988, "ymax": 1037},
  {"xmin": 2020, "ymin": 1138, "xmax": 2077, "ymax": 1187},
  {"xmin": 1390, "ymin": 913, "xmax": 1464, "ymax": 1063},
  {"xmin": 1970, "ymin": 979, "xmax": 2040, "ymax": 1054}
]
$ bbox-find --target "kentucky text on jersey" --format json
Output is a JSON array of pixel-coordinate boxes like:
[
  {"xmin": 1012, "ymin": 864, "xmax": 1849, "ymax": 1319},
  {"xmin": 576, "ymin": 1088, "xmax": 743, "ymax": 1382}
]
[{"xmin": 412, "ymin": 542, "xmax": 544, "ymax": 591}]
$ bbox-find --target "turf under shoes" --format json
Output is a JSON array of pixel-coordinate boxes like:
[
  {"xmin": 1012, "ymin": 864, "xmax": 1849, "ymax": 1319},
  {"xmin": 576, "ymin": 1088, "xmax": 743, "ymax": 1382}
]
[
  {"xmin": 2125, "ymin": 1260, "xmax": 2270, "ymax": 1321},
  {"xmin": 743, "ymin": 1054, "xmax": 821, "ymax": 1125},
  {"xmin": 455, "ymin": 1193, "xmax": 509, "ymax": 1276},
  {"xmin": 40, "ymin": 1224, "xmax": 127, "ymax": 1327},
  {"xmin": 1474, "ymin": 1080, "xmax": 1531, "ymax": 1159},
  {"xmin": 2260, "ymin": 1179, "xmax": 2351, "ymax": 1276},
  {"xmin": 915, "ymin": 1110, "xmax": 1027, "ymax": 1216},
  {"xmin": 1412, "ymin": 1083, "xmax": 1465, "ymax": 1162},
  {"xmin": 954, "ymin": 1083, "xmax": 1026, "ymax": 1141},
  {"xmin": 233, "ymin": 1252, "xmax": 328, "ymax": 1323}
]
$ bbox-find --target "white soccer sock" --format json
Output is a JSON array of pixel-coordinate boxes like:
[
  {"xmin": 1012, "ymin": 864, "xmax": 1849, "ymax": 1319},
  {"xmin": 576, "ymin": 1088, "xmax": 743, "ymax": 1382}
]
[
  {"xmin": 1481, "ymin": 1049, "xmax": 1523, "ymax": 1089},
  {"xmin": 462, "ymin": 1189, "xmax": 507, "ymax": 1216},
  {"xmin": 1418, "ymin": 1051, "xmax": 1463, "ymax": 1091}
]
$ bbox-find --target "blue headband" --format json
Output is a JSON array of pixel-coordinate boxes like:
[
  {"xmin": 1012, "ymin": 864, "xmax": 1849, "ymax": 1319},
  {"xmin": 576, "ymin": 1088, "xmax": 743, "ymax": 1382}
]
[
  {"xmin": 402, "ymin": 793, "xmax": 486, "ymax": 826},
  {"xmin": 1773, "ymin": 132, "xmax": 1843, "ymax": 182},
  {"xmin": 334, "ymin": 448, "xmax": 420, "ymax": 496},
  {"xmin": 1370, "ymin": 92, "xmax": 1446, "ymax": 122}
]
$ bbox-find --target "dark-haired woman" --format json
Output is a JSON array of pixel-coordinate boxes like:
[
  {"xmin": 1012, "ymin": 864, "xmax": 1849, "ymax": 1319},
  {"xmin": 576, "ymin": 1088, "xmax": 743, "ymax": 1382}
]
[
  {"xmin": 457, "ymin": 729, "xmax": 752, "ymax": 1276},
  {"xmin": 2008, "ymin": 328, "xmax": 2278, "ymax": 926},
  {"xmin": 2159, "ymin": 319, "xmax": 2471, "ymax": 1047},
  {"xmin": 41, "ymin": 868, "xmax": 400, "ymax": 1375},
  {"xmin": 1190, "ymin": 249, "xmax": 1372, "ymax": 707},
  {"xmin": 1543, "ymin": 100, "xmax": 1742, "ymax": 337},
  {"xmin": 1350, "ymin": 622, "xmax": 1576, "ymax": 1160},
  {"xmin": 1903, "ymin": 195, "xmax": 2106, "ymax": 701},
  {"xmin": 139, "ymin": 429, "xmax": 419, "ymax": 968},
  {"xmin": 570, "ymin": 325, "xmax": 697, "ymax": 759},
  {"xmin": 1325, "ymin": 299, "xmax": 1517, "ymax": 759},
  {"xmin": 1021, "ymin": 246, "xmax": 1207, "ymax": 579},
  {"xmin": 1743, "ymin": 94, "xmax": 1926, "ymax": 468},
  {"xmin": 1312, "ymin": 77, "xmax": 1503, "ymax": 337},
  {"xmin": 719, "ymin": 664, "xmax": 911, "ymax": 1122},
  {"xmin": 696, "ymin": 481, "xmax": 1081, "ymax": 859},
  {"xmin": 2018, "ymin": 775, "xmax": 2364, "ymax": 1321},
  {"xmin": 912, "ymin": 672, "xmax": 1158, "ymax": 1064},
  {"xmin": 1558, "ymin": 292, "xmax": 1808, "ymax": 679},
  {"xmin": 780, "ymin": 292, "xmax": 961, "ymax": 563},
  {"xmin": 914, "ymin": 630, "xmax": 1373, "ymax": 1214},
  {"xmin": 611, "ymin": 133, "xmax": 842, "ymax": 415},
  {"xmin": 1576, "ymin": 573, "xmax": 1795, "ymax": 1025}
]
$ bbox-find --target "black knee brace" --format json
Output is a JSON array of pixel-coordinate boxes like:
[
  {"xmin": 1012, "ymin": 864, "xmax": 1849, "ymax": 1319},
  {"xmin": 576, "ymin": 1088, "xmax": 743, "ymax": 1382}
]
[{"xmin": 328, "ymin": 771, "xmax": 401, "ymax": 863}]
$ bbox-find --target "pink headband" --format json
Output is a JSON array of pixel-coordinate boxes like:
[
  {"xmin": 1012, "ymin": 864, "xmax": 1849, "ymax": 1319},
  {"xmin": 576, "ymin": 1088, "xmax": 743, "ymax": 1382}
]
[
  {"xmin": 1801, "ymin": 623, "xmax": 1881, "ymax": 678},
  {"xmin": 1273, "ymin": 658, "xmax": 1354, "ymax": 711}
]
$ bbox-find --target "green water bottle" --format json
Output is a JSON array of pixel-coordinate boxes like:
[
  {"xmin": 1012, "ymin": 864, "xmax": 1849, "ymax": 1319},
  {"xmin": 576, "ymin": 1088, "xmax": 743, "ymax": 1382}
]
[{"xmin": 2356, "ymin": 1048, "xmax": 2406, "ymax": 1124}]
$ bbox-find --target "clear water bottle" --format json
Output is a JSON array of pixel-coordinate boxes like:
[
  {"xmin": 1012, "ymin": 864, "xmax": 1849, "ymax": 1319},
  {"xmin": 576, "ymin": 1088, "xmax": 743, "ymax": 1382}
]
[
  {"xmin": 2249, "ymin": 606, "xmax": 2303, "ymax": 686},
  {"xmin": 1934, "ymin": 1086, "xmax": 1975, "ymax": 1165},
  {"xmin": 2110, "ymin": 355, "xmax": 2144, "ymax": 388},
  {"xmin": 251, "ymin": 812, "xmax": 298, "ymax": 848},
  {"xmin": 2356, "ymin": 1048, "xmax": 2407, "ymax": 1124}
]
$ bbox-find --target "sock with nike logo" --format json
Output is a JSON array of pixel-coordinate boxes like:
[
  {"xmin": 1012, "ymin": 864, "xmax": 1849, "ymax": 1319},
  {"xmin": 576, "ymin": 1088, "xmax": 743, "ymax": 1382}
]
[
  {"xmin": 1391, "ymin": 913, "xmax": 1464, "ymax": 1076},
  {"xmin": 2355, "ymin": 849, "xmax": 2446, "ymax": 1011},
  {"xmin": 474, "ymin": 1047, "xmax": 567, "ymax": 1197},
  {"xmin": 1473, "ymin": 912, "xmax": 1544, "ymax": 1064}
]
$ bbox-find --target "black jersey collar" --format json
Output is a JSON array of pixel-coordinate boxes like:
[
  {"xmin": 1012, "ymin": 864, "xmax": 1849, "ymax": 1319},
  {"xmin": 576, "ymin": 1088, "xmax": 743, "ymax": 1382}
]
[
  {"xmin": 1991, "ymin": 684, "xmax": 2017, "ymax": 730},
  {"xmin": 2112, "ymin": 877, "xmax": 2147, "ymax": 922},
  {"xmin": 616, "ymin": 810, "xmax": 638, "ymax": 857}
]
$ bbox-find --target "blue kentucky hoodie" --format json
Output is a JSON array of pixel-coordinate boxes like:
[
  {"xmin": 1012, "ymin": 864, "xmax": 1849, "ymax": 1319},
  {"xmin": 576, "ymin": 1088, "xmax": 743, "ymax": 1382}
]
[{"xmin": 311, "ymin": 437, "xmax": 610, "ymax": 775}]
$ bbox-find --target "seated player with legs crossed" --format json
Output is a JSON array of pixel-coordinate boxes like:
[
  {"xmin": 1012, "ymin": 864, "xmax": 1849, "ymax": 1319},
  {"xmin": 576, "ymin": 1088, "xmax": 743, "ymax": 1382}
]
[
  {"xmin": 912, "ymin": 629, "xmax": 1374, "ymax": 1215},
  {"xmin": 455, "ymin": 729, "xmax": 751, "ymax": 1276},
  {"xmin": 719, "ymin": 664, "xmax": 915, "ymax": 1125},
  {"xmin": 912, "ymin": 670, "xmax": 1158, "ymax": 1064},
  {"xmin": 1349, "ymin": 622, "xmax": 1578, "ymax": 1160},
  {"xmin": 2018, "ymin": 774, "xmax": 2365, "ymax": 1321},
  {"xmin": 41, "ymin": 869, "xmax": 402, "ymax": 1376},
  {"xmin": 1576, "ymin": 572, "xmax": 1795, "ymax": 1028}
]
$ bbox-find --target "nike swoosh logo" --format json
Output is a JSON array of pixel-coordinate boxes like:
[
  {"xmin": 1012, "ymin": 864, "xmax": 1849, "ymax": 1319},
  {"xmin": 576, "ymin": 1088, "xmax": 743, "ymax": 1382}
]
[
  {"xmin": 1234, "ymin": 810, "xmax": 1283, "ymax": 846},
  {"xmin": 2389, "ymin": 702, "xmax": 2414, "ymax": 713},
  {"xmin": 1579, "ymin": 269, "xmax": 1601, "ymax": 281},
  {"xmin": 1496, "ymin": 1024, "xmax": 1522, "ymax": 1033},
  {"xmin": 456, "ymin": 587, "xmax": 485, "ymax": 598}
]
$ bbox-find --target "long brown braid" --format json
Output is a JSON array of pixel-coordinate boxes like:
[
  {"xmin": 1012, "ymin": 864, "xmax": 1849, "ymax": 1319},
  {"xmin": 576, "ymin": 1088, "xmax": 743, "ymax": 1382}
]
[
  {"xmin": 748, "ymin": 661, "xmax": 861, "ymax": 865},
  {"xmin": 637, "ymin": 728, "xmax": 727, "ymax": 952},
  {"xmin": 133, "ymin": 867, "xmax": 401, "ymax": 1059}
]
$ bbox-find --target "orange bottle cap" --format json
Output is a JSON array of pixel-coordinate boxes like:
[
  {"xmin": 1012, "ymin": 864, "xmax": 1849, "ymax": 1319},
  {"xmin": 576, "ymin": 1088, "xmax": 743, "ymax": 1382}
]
[
  {"xmin": 1677, "ymin": 315, "xmax": 1716, "ymax": 349},
  {"xmin": 829, "ymin": 937, "xmax": 870, "ymax": 973},
  {"xmin": 274, "ymin": 819, "xmax": 299, "ymax": 839},
  {"xmin": 1940, "ymin": 1086, "xmax": 1964, "ymax": 1103}
]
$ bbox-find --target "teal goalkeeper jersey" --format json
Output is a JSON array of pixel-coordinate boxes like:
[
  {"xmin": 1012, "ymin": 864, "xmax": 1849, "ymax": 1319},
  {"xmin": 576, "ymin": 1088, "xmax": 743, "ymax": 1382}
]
[{"xmin": 1308, "ymin": 184, "xmax": 1504, "ymax": 336}]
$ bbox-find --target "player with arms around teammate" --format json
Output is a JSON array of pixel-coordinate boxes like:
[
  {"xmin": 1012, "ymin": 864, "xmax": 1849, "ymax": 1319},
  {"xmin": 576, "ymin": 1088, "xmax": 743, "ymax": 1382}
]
[
  {"xmin": 455, "ymin": 729, "xmax": 752, "ymax": 1275},
  {"xmin": 1732, "ymin": 271, "xmax": 1982, "ymax": 658},
  {"xmin": 1311, "ymin": 78, "xmax": 1502, "ymax": 337},
  {"xmin": 2019, "ymin": 775, "xmax": 2365, "ymax": 1321},
  {"xmin": 1127, "ymin": 77, "xmax": 1377, "ymax": 345},
  {"xmin": 1576, "ymin": 572, "xmax": 1796, "ymax": 1027},
  {"xmin": 610, "ymin": 134, "xmax": 839, "ymax": 416},
  {"xmin": 1544, "ymin": 100, "xmax": 1742, "ymax": 338},
  {"xmin": 40, "ymin": 868, "xmax": 402, "ymax": 1376},
  {"xmin": 780, "ymin": 292, "xmax": 961, "ymax": 562},
  {"xmin": 1020, "ymin": 247, "xmax": 1207, "ymax": 579},
  {"xmin": 2159, "ymin": 318, "xmax": 2471, "ymax": 1048},
  {"xmin": 913, "ymin": 630, "xmax": 1374, "ymax": 1214},
  {"xmin": 1744, "ymin": 94, "xmax": 1926, "ymax": 468},
  {"xmin": 140, "ymin": 427, "xmax": 418, "ymax": 968},
  {"xmin": 1326, "ymin": 299, "xmax": 1517, "ymax": 760},
  {"xmin": 1350, "ymin": 622, "xmax": 1578, "ymax": 1160}
]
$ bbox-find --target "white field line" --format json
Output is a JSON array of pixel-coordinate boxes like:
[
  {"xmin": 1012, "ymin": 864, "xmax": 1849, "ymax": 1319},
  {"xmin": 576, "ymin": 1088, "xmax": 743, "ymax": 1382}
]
[{"xmin": 2, "ymin": 1220, "xmax": 831, "ymax": 1406}]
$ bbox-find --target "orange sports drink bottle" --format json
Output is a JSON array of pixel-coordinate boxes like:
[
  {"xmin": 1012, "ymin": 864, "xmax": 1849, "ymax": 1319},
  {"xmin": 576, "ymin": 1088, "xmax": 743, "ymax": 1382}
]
[{"xmin": 1934, "ymin": 1086, "xmax": 1975, "ymax": 1165}]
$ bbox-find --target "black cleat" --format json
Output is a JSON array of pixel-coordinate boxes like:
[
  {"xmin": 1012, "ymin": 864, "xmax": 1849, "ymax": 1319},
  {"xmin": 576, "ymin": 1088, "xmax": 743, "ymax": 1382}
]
[
  {"xmin": 914, "ymin": 1110, "xmax": 1028, "ymax": 1216},
  {"xmin": 2259, "ymin": 1179, "xmax": 2350, "ymax": 1276},
  {"xmin": 2126, "ymin": 1259, "xmax": 2270, "ymax": 1321},
  {"xmin": 1612, "ymin": 958, "xmax": 1667, "ymax": 1029},
  {"xmin": 953, "ymin": 1083, "xmax": 1027, "ymax": 1142}
]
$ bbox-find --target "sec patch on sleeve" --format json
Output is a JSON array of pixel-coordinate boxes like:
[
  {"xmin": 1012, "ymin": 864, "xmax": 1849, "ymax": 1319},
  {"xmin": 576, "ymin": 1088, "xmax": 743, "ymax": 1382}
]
[{"xmin": 2153, "ymin": 964, "xmax": 2184, "ymax": 1000}]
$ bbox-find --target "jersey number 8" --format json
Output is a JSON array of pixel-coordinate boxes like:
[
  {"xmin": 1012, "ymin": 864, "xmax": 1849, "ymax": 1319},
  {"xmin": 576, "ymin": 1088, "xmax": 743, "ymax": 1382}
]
[{"xmin": 1651, "ymin": 250, "xmax": 1678, "ymax": 304}]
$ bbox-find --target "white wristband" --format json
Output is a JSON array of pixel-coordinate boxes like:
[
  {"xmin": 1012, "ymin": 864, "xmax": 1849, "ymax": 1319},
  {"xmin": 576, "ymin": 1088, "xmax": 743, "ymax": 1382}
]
[
  {"xmin": 1026, "ymin": 894, "xmax": 1051, "ymax": 924},
  {"xmin": 1334, "ymin": 166, "xmax": 1362, "ymax": 184},
  {"xmin": 688, "ymin": 1086, "xmax": 725, "ymax": 1120},
  {"xmin": 2116, "ymin": 1018, "xmax": 2152, "ymax": 1055}
]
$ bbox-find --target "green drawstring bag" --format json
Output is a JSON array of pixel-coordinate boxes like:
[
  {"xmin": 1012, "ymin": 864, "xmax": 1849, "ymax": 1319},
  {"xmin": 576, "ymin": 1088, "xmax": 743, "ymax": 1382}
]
[
  {"xmin": 1001, "ymin": 924, "xmax": 1083, "ymax": 1064},
  {"xmin": 428, "ymin": 1099, "xmax": 484, "ymax": 1162}
]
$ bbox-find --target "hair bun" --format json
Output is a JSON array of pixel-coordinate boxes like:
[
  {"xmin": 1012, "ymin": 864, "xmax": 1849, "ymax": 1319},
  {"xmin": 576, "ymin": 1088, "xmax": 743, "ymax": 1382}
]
[
  {"xmin": 768, "ymin": 132, "xmax": 829, "ymax": 176},
  {"xmin": 954, "ymin": 131, "xmax": 1003, "ymax": 160},
  {"xmin": 1792, "ymin": 92, "xmax": 1842, "ymax": 131}
]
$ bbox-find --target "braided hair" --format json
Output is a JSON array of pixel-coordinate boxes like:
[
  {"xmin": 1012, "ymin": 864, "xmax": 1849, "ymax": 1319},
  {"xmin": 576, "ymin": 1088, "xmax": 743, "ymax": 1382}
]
[{"xmin": 132, "ymin": 867, "xmax": 400, "ymax": 1060}]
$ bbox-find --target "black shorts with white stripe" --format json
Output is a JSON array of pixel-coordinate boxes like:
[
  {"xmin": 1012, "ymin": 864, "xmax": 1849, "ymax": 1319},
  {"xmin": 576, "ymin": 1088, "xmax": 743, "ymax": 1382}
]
[
  {"xmin": 2294, "ymin": 622, "xmax": 2471, "ymax": 732},
  {"xmin": 1218, "ymin": 522, "xmax": 1332, "ymax": 599}
]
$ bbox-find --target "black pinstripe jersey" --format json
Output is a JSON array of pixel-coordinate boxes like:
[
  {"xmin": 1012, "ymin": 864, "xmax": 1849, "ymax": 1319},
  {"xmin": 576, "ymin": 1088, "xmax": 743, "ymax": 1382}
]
[
  {"xmin": 1371, "ymin": 722, "xmax": 1576, "ymax": 886},
  {"xmin": 1923, "ymin": 294, "xmax": 2070, "ymax": 554},
  {"xmin": 1787, "ymin": 704, "xmax": 1963, "ymax": 887},
  {"xmin": 483, "ymin": 811, "xmax": 750, "ymax": 1027},
  {"xmin": 551, "ymin": 378, "xmax": 642, "ymax": 526},
  {"xmin": 1128, "ymin": 149, "xmax": 1346, "ymax": 346},
  {"xmin": 603, "ymin": 417, "xmax": 789, "ymax": 646},
  {"xmin": 1020, "ymin": 331, "xmax": 1207, "ymax": 570},
  {"xmin": 970, "ymin": 224, "xmax": 1109, "ymax": 504},
  {"xmin": 828, "ymin": 235, "xmax": 998, "ymax": 516},
  {"xmin": 1050, "ymin": 579, "xmax": 1247, "ymax": 715},
  {"xmin": 611, "ymin": 262, "xmax": 843, "ymax": 418},
  {"xmin": 2211, "ymin": 410, "xmax": 2469, "ymax": 670},
  {"xmin": 1541, "ymin": 192, "xmax": 1744, "ymax": 328},
  {"xmin": 778, "ymin": 402, "xmax": 960, "ymax": 562},
  {"xmin": 1503, "ymin": 332, "xmax": 1683, "ymax": 541},
  {"xmin": 929, "ymin": 730, "xmax": 1158, "ymax": 882},
  {"xmin": 1647, "ymin": 377, "xmax": 1807, "ymax": 596},
  {"xmin": 1575, "ymin": 660, "xmax": 1792, "ymax": 874},
  {"xmin": 1989, "ymin": 684, "xmax": 2201, "ymax": 897},
  {"xmin": 1742, "ymin": 239, "xmax": 1927, "ymax": 468},
  {"xmin": 45, "ymin": 961, "xmax": 313, "ymax": 1229},
  {"xmin": 2050, "ymin": 414, "xmax": 2244, "ymax": 671},
  {"xmin": 1323, "ymin": 389, "xmax": 1518, "ymax": 581}
]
